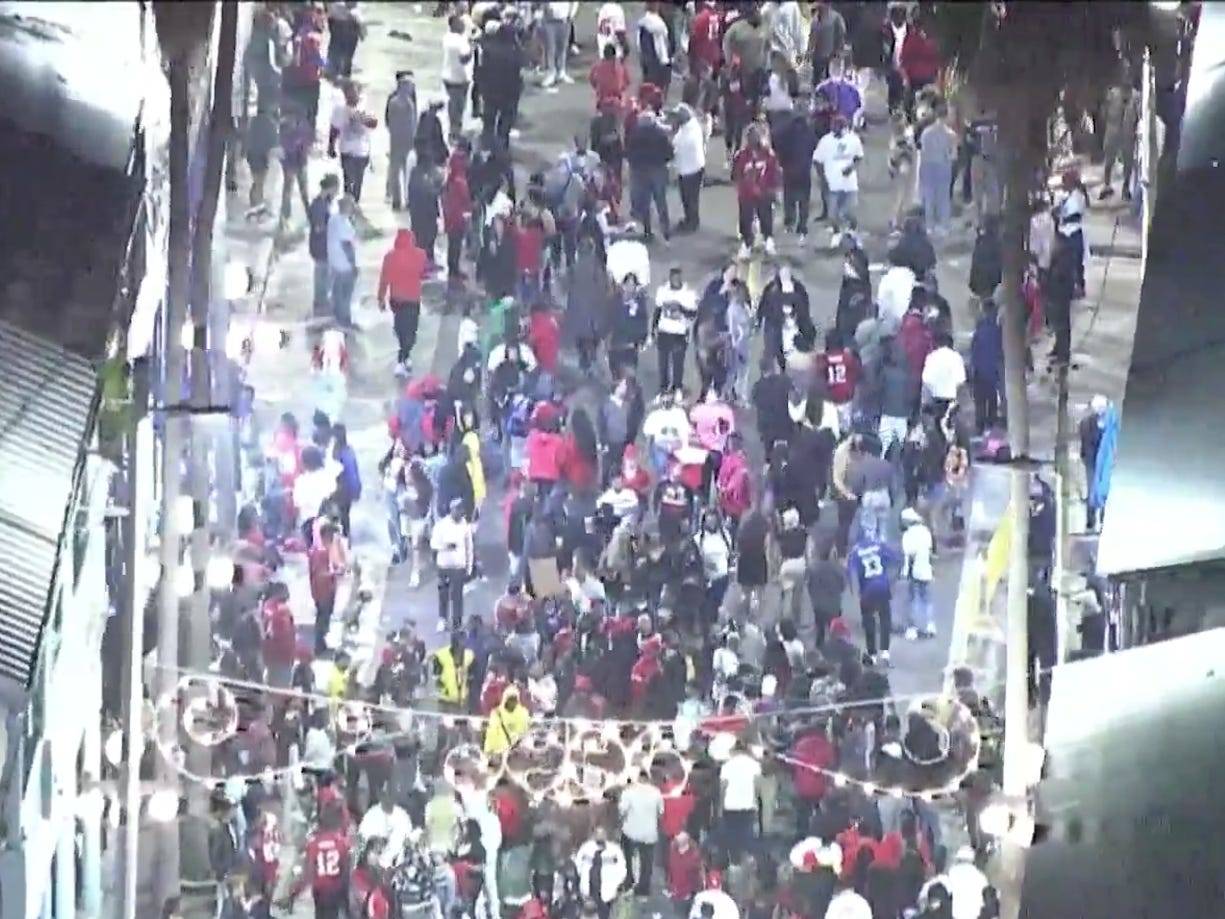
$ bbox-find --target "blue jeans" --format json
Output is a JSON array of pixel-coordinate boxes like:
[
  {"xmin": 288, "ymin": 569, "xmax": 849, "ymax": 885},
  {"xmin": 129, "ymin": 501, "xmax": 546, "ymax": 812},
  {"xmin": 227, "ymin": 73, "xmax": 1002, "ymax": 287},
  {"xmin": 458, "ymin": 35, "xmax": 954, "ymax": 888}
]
[
  {"xmin": 828, "ymin": 189, "xmax": 859, "ymax": 231},
  {"xmin": 919, "ymin": 160, "xmax": 953, "ymax": 232},
  {"xmin": 858, "ymin": 488, "xmax": 892, "ymax": 541},
  {"xmin": 908, "ymin": 578, "xmax": 933, "ymax": 631},
  {"xmin": 331, "ymin": 268, "xmax": 356, "ymax": 325},
  {"xmin": 313, "ymin": 259, "xmax": 330, "ymax": 315},
  {"xmin": 387, "ymin": 492, "xmax": 406, "ymax": 560},
  {"xmin": 630, "ymin": 166, "xmax": 670, "ymax": 236},
  {"xmin": 542, "ymin": 18, "xmax": 569, "ymax": 78}
]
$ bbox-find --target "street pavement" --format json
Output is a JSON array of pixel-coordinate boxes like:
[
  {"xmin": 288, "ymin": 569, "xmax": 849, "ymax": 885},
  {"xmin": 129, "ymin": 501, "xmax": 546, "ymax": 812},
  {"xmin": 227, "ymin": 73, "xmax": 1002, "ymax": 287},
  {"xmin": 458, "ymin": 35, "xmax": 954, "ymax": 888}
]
[{"xmin": 218, "ymin": 2, "xmax": 1146, "ymax": 914}]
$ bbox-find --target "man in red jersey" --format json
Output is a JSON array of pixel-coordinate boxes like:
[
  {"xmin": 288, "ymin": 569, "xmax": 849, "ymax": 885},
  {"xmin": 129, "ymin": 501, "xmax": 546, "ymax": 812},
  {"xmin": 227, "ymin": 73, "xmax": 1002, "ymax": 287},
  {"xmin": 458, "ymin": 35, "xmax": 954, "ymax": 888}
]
[
  {"xmin": 731, "ymin": 124, "xmax": 781, "ymax": 259},
  {"xmin": 818, "ymin": 329, "xmax": 862, "ymax": 431},
  {"xmin": 282, "ymin": 804, "xmax": 352, "ymax": 918}
]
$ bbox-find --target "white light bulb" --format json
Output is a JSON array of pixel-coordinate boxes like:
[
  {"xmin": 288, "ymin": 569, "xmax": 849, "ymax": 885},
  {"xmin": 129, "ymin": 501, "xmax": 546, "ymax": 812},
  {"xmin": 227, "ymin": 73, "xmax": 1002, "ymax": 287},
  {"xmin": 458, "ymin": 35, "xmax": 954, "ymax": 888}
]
[
  {"xmin": 833, "ymin": 773, "xmax": 847, "ymax": 788},
  {"xmin": 861, "ymin": 782, "xmax": 876, "ymax": 796},
  {"xmin": 146, "ymin": 789, "xmax": 180, "ymax": 823}
]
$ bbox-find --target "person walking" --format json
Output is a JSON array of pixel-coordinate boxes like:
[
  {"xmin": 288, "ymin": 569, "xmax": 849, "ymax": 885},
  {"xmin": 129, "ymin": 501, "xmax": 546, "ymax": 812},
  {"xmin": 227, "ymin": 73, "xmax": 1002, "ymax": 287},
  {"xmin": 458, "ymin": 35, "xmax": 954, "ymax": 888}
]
[
  {"xmin": 309, "ymin": 521, "xmax": 342, "ymax": 652},
  {"xmin": 308, "ymin": 175, "xmax": 340, "ymax": 316},
  {"xmin": 653, "ymin": 267, "xmax": 698, "ymax": 394},
  {"xmin": 441, "ymin": 13, "xmax": 474, "ymax": 139},
  {"xmin": 638, "ymin": 2, "xmax": 674, "ymax": 95},
  {"xmin": 278, "ymin": 105, "xmax": 313, "ymax": 226},
  {"xmin": 328, "ymin": 82, "xmax": 378, "ymax": 204},
  {"xmin": 776, "ymin": 108, "xmax": 819, "ymax": 244},
  {"xmin": 442, "ymin": 146, "xmax": 474, "ymax": 284},
  {"xmin": 431, "ymin": 498, "xmax": 475, "ymax": 632},
  {"xmin": 847, "ymin": 531, "xmax": 900, "ymax": 665},
  {"xmin": 900, "ymin": 507, "xmax": 935, "ymax": 640},
  {"xmin": 477, "ymin": 19, "xmax": 526, "ymax": 148},
  {"xmin": 619, "ymin": 770, "xmax": 664, "ymax": 897},
  {"xmin": 732, "ymin": 124, "xmax": 781, "ymax": 258},
  {"xmin": 542, "ymin": 2, "xmax": 579, "ymax": 90},
  {"xmin": 626, "ymin": 110, "xmax": 674, "ymax": 242},
  {"xmin": 672, "ymin": 102, "xmax": 707, "ymax": 233},
  {"xmin": 917, "ymin": 101, "xmax": 957, "ymax": 236},
  {"xmin": 806, "ymin": 2, "xmax": 847, "ymax": 80},
  {"xmin": 378, "ymin": 228, "xmax": 427, "ymax": 373},
  {"xmin": 385, "ymin": 71, "xmax": 418, "ymax": 211},
  {"xmin": 813, "ymin": 114, "xmax": 863, "ymax": 249},
  {"xmin": 326, "ymin": 195, "xmax": 358, "ymax": 327},
  {"xmin": 408, "ymin": 160, "xmax": 443, "ymax": 271}
]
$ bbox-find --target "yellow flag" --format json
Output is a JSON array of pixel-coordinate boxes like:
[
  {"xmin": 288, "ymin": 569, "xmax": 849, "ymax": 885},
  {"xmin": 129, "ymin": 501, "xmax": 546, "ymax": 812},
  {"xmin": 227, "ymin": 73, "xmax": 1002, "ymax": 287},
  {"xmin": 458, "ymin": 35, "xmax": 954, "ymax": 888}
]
[{"xmin": 983, "ymin": 505, "xmax": 1013, "ymax": 600}]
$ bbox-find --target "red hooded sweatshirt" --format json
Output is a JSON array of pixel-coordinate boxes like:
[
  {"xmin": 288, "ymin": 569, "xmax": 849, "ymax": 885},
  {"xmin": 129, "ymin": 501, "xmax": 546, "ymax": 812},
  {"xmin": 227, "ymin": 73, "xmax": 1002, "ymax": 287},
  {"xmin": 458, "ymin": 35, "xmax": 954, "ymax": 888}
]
[
  {"xmin": 621, "ymin": 444, "xmax": 652, "ymax": 496},
  {"xmin": 261, "ymin": 598, "xmax": 297, "ymax": 669},
  {"xmin": 898, "ymin": 312, "xmax": 934, "ymax": 378},
  {"xmin": 560, "ymin": 434, "xmax": 598, "ymax": 492},
  {"xmin": 589, "ymin": 58, "xmax": 630, "ymax": 110},
  {"xmin": 900, "ymin": 26, "xmax": 941, "ymax": 85},
  {"xmin": 630, "ymin": 639, "xmax": 663, "ymax": 705},
  {"xmin": 689, "ymin": 5, "xmax": 722, "ymax": 72},
  {"xmin": 526, "ymin": 429, "xmax": 565, "ymax": 482},
  {"xmin": 527, "ymin": 310, "xmax": 561, "ymax": 372},
  {"xmin": 660, "ymin": 779, "xmax": 696, "ymax": 838},
  {"xmin": 377, "ymin": 229, "xmax": 426, "ymax": 304},
  {"xmin": 666, "ymin": 839, "xmax": 704, "ymax": 899},
  {"xmin": 441, "ymin": 171, "xmax": 473, "ymax": 235},
  {"xmin": 789, "ymin": 730, "xmax": 836, "ymax": 802},
  {"xmin": 731, "ymin": 144, "xmax": 781, "ymax": 203}
]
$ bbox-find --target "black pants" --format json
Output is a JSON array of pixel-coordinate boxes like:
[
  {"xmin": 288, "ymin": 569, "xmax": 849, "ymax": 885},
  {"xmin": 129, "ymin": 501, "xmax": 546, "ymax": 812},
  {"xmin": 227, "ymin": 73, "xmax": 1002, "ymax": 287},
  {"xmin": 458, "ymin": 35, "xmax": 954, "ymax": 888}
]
[
  {"xmin": 313, "ymin": 890, "xmax": 344, "ymax": 919},
  {"xmin": 836, "ymin": 497, "xmax": 858, "ymax": 557},
  {"xmin": 678, "ymin": 169, "xmax": 703, "ymax": 228},
  {"xmin": 782, "ymin": 173, "xmax": 812, "ymax": 234},
  {"xmin": 973, "ymin": 375, "xmax": 1000, "ymax": 432},
  {"xmin": 484, "ymin": 98, "xmax": 517, "ymax": 147},
  {"xmin": 738, "ymin": 197, "xmax": 774, "ymax": 245},
  {"xmin": 657, "ymin": 331, "xmax": 687, "ymax": 393},
  {"xmin": 609, "ymin": 344, "xmax": 639, "ymax": 380},
  {"xmin": 391, "ymin": 300, "xmax": 421, "ymax": 364},
  {"xmin": 447, "ymin": 229, "xmax": 464, "ymax": 276},
  {"xmin": 861, "ymin": 592, "xmax": 892, "ymax": 656},
  {"xmin": 340, "ymin": 154, "xmax": 368, "ymax": 203},
  {"xmin": 622, "ymin": 836, "xmax": 656, "ymax": 895},
  {"xmin": 886, "ymin": 68, "xmax": 905, "ymax": 112},
  {"xmin": 724, "ymin": 108, "xmax": 747, "ymax": 155},
  {"xmin": 438, "ymin": 566, "xmax": 466, "ymax": 630},
  {"xmin": 287, "ymin": 81, "xmax": 321, "ymax": 129},
  {"xmin": 411, "ymin": 209, "xmax": 438, "ymax": 263},
  {"xmin": 314, "ymin": 595, "xmax": 335, "ymax": 652}
]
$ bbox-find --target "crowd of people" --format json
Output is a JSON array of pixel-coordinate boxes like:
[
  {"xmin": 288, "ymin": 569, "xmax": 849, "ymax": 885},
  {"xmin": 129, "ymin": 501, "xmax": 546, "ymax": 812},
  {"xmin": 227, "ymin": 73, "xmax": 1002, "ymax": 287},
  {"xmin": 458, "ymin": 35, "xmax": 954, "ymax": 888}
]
[{"xmin": 183, "ymin": 1, "xmax": 1145, "ymax": 918}]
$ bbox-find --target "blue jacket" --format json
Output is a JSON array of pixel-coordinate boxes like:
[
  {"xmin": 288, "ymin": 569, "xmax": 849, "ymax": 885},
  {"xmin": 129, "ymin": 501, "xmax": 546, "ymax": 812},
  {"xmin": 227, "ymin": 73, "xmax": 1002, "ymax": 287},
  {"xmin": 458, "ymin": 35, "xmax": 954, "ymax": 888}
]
[
  {"xmin": 336, "ymin": 445, "xmax": 362, "ymax": 499},
  {"xmin": 1090, "ymin": 405, "xmax": 1119, "ymax": 511},
  {"xmin": 970, "ymin": 314, "xmax": 1004, "ymax": 384}
]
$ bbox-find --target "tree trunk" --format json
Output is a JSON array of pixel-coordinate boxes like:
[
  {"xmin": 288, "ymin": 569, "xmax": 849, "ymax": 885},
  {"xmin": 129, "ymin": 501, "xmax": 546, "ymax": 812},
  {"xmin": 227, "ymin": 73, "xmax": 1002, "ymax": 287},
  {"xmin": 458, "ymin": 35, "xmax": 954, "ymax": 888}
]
[
  {"xmin": 154, "ymin": 53, "xmax": 191, "ymax": 910},
  {"xmin": 997, "ymin": 107, "xmax": 1036, "ymax": 919}
]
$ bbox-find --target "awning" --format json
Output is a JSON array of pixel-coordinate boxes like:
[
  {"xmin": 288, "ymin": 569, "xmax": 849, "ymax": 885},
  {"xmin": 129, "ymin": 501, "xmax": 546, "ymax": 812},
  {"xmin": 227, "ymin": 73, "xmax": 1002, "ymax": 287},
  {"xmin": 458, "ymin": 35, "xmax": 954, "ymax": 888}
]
[
  {"xmin": 1096, "ymin": 2, "xmax": 1225, "ymax": 576},
  {"xmin": 0, "ymin": 319, "xmax": 99, "ymax": 688},
  {"xmin": 1022, "ymin": 628, "xmax": 1225, "ymax": 918}
]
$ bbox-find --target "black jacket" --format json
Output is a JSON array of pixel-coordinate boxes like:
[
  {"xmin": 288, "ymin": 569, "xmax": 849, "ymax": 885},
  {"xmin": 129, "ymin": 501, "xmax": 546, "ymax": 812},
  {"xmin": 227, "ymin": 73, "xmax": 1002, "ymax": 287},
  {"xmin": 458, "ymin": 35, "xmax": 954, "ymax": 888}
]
[
  {"xmin": 776, "ymin": 115, "xmax": 820, "ymax": 179},
  {"xmin": 889, "ymin": 227, "xmax": 937, "ymax": 279},
  {"xmin": 625, "ymin": 120, "xmax": 673, "ymax": 170},
  {"xmin": 476, "ymin": 34, "xmax": 525, "ymax": 103},
  {"xmin": 969, "ymin": 229, "xmax": 1003, "ymax": 298},
  {"xmin": 758, "ymin": 278, "xmax": 816, "ymax": 351},
  {"xmin": 609, "ymin": 292, "xmax": 650, "ymax": 347},
  {"xmin": 751, "ymin": 371, "xmax": 792, "ymax": 446}
]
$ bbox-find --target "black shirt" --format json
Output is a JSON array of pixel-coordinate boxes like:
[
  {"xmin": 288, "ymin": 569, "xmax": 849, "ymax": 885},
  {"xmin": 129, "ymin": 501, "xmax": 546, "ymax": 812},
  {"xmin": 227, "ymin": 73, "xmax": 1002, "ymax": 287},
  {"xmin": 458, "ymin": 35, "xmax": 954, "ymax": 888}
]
[{"xmin": 307, "ymin": 194, "xmax": 331, "ymax": 261}]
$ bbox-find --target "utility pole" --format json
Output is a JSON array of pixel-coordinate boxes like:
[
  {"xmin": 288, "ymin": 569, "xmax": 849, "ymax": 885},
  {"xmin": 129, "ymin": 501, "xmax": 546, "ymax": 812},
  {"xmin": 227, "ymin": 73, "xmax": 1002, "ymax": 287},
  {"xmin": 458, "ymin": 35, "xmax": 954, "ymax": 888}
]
[{"xmin": 1053, "ymin": 361, "xmax": 1072, "ymax": 665}]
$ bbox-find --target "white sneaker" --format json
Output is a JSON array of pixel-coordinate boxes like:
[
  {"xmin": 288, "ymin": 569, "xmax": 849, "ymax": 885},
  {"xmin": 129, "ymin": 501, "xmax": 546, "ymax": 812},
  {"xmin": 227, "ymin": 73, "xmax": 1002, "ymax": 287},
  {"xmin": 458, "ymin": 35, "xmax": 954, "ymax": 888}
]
[
  {"xmin": 436, "ymin": 620, "xmax": 448, "ymax": 634},
  {"xmin": 737, "ymin": 243, "xmax": 751, "ymax": 260},
  {"xmin": 541, "ymin": 74, "xmax": 557, "ymax": 88},
  {"xmin": 509, "ymin": 128, "xmax": 522, "ymax": 140},
  {"xmin": 905, "ymin": 627, "xmax": 919, "ymax": 641},
  {"xmin": 923, "ymin": 624, "xmax": 938, "ymax": 638},
  {"xmin": 763, "ymin": 237, "xmax": 776, "ymax": 256},
  {"xmin": 829, "ymin": 230, "xmax": 842, "ymax": 249},
  {"xmin": 559, "ymin": 72, "xmax": 575, "ymax": 85},
  {"xmin": 798, "ymin": 233, "xmax": 808, "ymax": 246},
  {"xmin": 879, "ymin": 649, "xmax": 891, "ymax": 664}
]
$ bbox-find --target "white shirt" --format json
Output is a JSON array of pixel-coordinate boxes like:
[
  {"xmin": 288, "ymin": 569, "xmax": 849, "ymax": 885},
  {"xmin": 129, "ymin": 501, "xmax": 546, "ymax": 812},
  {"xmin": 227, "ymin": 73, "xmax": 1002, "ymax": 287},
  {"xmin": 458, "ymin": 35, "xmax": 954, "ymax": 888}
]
[
  {"xmin": 719, "ymin": 752, "xmax": 761, "ymax": 812},
  {"xmin": 691, "ymin": 889, "xmax": 740, "ymax": 919},
  {"xmin": 877, "ymin": 265, "xmax": 917, "ymax": 326},
  {"xmin": 638, "ymin": 11, "xmax": 670, "ymax": 64},
  {"xmin": 922, "ymin": 346, "xmax": 967, "ymax": 401},
  {"xmin": 946, "ymin": 861, "xmax": 989, "ymax": 919},
  {"xmin": 618, "ymin": 781, "xmax": 664, "ymax": 843},
  {"xmin": 672, "ymin": 115, "xmax": 707, "ymax": 177},
  {"xmin": 599, "ymin": 486, "xmax": 640, "ymax": 519},
  {"xmin": 293, "ymin": 465, "xmax": 340, "ymax": 520},
  {"xmin": 457, "ymin": 316, "xmax": 480, "ymax": 355},
  {"xmin": 359, "ymin": 805, "xmax": 414, "ymax": 868},
  {"xmin": 642, "ymin": 405, "xmax": 691, "ymax": 453},
  {"xmin": 712, "ymin": 646, "xmax": 739, "ymax": 683},
  {"xmin": 1057, "ymin": 187, "xmax": 1087, "ymax": 237},
  {"xmin": 431, "ymin": 515, "xmax": 474, "ymax": 571},
  {"xmin": 764, "ymin": 71, "xmax": 795, "ymax": 113},
  {"xmin": 698, "ymin": 529, "xmax": 732, "ymax": 580},
  {"xmin": 890, "ymin": 23, "xmax": 908, "ymax": 69},
  {"xmin": 326, "ymin": 211, "xmax": 357, "ymax": 273},
  {"xmin": 654, "ymin": 283, "xmax": 698, "ymax": 337},
  {"xmin": 567, "ymin": 574, "xmax": 607, "ymax": 614},
  {"xmin": 1029, "ymin": 210, "xmax": 1055, "ymax": 270},
  {"xmin": 824, "ymin": 889, "xmax": 873, "ymax": 919},
  {"xmin": 302, "ymin": 726, "xmax": 336, "ymax": 769},
  {"xmin": 597, "ymin": 3, "xmax": 626, "ymax": 36},
  {"xmin": 574, "ymin": 839, "xmax": 627, "ymax": 904},
  {"xmin": 814, "ymin": 131, "xmax": 865, "ymax": 193},
  {"xmin": 330, "ymin": 103, "xmax": 373, "ymax": 157},
  {"xmin": 441, "ymin": 31, "xmax": 472, "ymax": 84},
  {"xmin": 487, "ymin": 342, "xmax": 538, "ymax": 374},
  {"xmin": 902, "ymin": 522, "xmax": 934, "ymax": 582}
]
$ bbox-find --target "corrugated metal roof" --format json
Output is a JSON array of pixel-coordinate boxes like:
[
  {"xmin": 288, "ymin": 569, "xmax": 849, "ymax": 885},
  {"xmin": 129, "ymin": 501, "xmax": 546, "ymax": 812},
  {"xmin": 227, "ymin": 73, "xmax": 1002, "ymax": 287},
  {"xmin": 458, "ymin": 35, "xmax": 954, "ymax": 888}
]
[{"xmin": 0, "ymin": 318, "xmax": 98, "ymax": 687}]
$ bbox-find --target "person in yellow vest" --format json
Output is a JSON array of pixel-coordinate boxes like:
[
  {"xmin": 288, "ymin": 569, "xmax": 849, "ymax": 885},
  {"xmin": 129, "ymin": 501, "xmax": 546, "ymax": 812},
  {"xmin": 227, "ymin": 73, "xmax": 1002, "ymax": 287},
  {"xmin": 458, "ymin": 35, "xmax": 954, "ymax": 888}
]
[
  {"xmin": 432, "ymin": 632, "xmax": 474, "ymax": 710},
  {"xmin": 483, "ymin": 685, "xmax": 531, "ymax": 756}
]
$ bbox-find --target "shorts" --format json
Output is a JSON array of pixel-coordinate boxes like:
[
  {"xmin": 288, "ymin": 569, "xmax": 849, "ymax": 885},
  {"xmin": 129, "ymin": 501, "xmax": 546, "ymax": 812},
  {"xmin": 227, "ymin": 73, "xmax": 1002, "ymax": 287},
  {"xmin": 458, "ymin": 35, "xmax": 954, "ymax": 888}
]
[
  {"xmin": 780, "ymin": 556, "xmax": 807, "ymax": 590},
  {"xmin": 405, "ymin": 517, "xmax": 428, "ymax": 544}
]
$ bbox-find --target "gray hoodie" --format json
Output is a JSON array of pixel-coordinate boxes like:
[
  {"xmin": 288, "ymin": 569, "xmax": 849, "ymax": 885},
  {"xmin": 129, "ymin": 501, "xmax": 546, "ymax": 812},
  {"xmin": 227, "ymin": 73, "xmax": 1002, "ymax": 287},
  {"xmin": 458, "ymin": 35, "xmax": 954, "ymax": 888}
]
[{"xmin": 385, "ymin": 82, "xmax": 419, "ymax": 150}]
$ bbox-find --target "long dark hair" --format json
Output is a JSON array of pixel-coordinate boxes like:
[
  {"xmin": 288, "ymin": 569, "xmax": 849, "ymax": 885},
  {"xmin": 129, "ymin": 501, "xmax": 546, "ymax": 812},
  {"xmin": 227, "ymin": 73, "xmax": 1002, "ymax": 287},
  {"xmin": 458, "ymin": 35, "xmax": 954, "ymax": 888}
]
[
  {"xmin": 331, "ymin": 423, "xmax": 349, "ymax": 461},
  {"xmin": 569, "ymin": 407, "xmax": 599, "ymax": 464}
]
